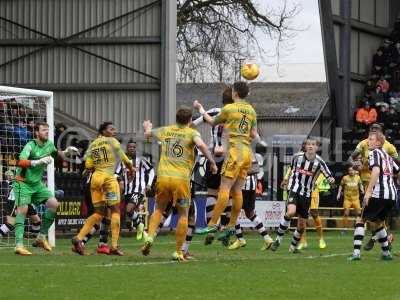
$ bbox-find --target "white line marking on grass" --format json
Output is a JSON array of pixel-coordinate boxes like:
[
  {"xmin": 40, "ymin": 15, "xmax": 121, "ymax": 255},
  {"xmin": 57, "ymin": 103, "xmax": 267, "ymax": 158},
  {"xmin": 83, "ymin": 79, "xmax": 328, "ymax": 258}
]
[
  {"xmin": 0, "ymin": 252, "xmax": 350, "ymax": 268},
  {"xmin": 88, "ymin": 260, "xmax": 179, "ymax": 267}
]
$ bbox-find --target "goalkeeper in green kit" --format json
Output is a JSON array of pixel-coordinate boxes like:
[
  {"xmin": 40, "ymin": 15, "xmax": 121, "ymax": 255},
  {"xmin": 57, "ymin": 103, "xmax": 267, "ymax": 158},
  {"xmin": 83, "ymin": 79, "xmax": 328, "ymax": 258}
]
[{"xmin": 13, "ymin": 121, "xmax": 78, "ymax": 255}]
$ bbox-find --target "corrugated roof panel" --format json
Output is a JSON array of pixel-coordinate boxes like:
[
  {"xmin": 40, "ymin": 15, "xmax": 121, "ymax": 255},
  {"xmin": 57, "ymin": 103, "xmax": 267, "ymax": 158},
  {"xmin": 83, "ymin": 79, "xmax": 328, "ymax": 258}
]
[
  {"xmin": 53, "ymin": 90, "xmax": 160, "ymax": 134},
  {"xmin": 0, "ymin": 0, "xmax": 160, "ymax": 39}
]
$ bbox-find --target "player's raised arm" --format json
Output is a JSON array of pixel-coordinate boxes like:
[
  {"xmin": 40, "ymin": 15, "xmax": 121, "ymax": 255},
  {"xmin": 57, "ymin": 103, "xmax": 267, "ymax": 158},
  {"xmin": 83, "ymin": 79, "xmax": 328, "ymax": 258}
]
[
  {"xmin": 111, "ymin": 138, "xmax": 134, "ymax": 173},
  {"xmin": 143, "ymin": 120, "xmax": 153, "ymax": 139},
  {"xmin": 193, "ymin": 100, "xmax": 227, "ymax": 127},
  {"xmin": 193, "ymin": 135, "xmax": 217, "ymax": 174}
]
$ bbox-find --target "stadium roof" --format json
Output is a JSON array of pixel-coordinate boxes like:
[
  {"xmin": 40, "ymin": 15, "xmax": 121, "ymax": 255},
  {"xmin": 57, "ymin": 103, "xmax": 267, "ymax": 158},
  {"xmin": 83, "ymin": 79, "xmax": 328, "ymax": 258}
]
[{"xmin": 177, "ymin": 82, "xmax": 328, "ymax": 120}]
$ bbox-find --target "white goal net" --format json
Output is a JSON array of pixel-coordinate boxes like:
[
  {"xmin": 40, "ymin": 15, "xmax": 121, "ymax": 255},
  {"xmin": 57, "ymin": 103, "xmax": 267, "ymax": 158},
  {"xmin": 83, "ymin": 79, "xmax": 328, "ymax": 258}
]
[{"xmin": 0, "ymin": 86, "xmax": 55, "ymax": 247}]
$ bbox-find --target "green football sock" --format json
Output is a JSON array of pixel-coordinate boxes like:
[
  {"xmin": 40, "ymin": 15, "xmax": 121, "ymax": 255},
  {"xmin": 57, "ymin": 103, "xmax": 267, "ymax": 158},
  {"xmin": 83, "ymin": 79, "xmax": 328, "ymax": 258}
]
[
  {"xmin": 40, "ymin": 209, "xmax": 56, "ymax": 235},
  {"xmin": 15, "ymin": 213, "xmax": 26, "ymax": 247}
]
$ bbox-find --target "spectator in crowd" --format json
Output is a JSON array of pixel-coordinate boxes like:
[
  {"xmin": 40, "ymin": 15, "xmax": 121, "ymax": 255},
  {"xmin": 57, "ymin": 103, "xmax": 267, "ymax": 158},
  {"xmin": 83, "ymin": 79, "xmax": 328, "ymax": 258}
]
[
  {"xmin": 356, "ymin": 102, "xmax": 377, "ymax": 130},
  {"xmin": 390, "ymin": 18, "xmax": 400, "ymax": 42},
  {"xmin": 1, "ymin": 170, "xmax": 14, "ymax": 201},
  {"xmin": 385, "ymin": 105, "xmax": 399, "ymax": 131},
  {"xmin": 364, "ymin": 79, "xmax": 376, "ymax": 98},
  {"xmin": 376, "ymin": 76, "xmax": 390, "ymax": 95},
  {"xmin": 55, "ymin": 122, "xmax": 67, "ymax": 149},
  {"xmin": 390, "ymin": 42, "xmax": 400, "ymax": 67},
  {"xmin": 377, "ymin": 103, "xmax": 389, "ymax": 125},
  {"xmin": 26, "ymin": 117, "xmax": 35, "ymax": 135},
  {"xmin": 372, "ymin": 47, "xmax": 386, "ymax": 78}
]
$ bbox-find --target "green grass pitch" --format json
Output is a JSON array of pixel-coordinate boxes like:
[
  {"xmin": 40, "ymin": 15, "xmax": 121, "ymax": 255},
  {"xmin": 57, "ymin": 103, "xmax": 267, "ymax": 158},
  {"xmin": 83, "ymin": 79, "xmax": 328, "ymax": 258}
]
[{"xmin": 1, "ymin": 231, "xmax": 400, "ymax": 300}]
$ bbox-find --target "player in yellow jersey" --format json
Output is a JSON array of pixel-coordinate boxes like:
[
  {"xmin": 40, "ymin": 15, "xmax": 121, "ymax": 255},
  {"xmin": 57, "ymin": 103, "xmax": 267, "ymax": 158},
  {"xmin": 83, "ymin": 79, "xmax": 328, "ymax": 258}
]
[
  {"xmin": 194, "ymin": 81, "xmax": 258, "ymax": 239},
  {"xmin": 141, "ymin": 107, "xmax": 217, "ymax": 262},
  {"xmin": 72, "ymin": 122, "xmax": 134, "ymax": 256},
  {"xmin": 348, "ymin": 123, "xmax": 397, "ymax": 250},
  {"xmin": 337, "ymin": 165, "xmax": 363, "ymax": 231},
  {"xmin": 350, "ymin": 124, "xmax": 397, "ymax": 189}
]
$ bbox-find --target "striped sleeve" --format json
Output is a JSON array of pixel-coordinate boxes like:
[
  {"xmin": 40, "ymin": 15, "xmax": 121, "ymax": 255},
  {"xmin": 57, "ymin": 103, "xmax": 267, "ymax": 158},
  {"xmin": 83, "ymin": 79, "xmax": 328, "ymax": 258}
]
[
  {"xmin": 393, "ymin": 160, "xmax": 400, "ymax": 174},
  {"xmin": 290, "ymin": 155, "xmax": 298, "ymax": 170},
  {"xmin": 318, "ymin": 157, "xmax": 333, "ymax": 178},
  {"xmin": 115, "ymin": 162, "xmax": 123, "ymax": 176},
  {"xmin": 369, "ymin": 149, "xmax": 380, "ymax": 170}
]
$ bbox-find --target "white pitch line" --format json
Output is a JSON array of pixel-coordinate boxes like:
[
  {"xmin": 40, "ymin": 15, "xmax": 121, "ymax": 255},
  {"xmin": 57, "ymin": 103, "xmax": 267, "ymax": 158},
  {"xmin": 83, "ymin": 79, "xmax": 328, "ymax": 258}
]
[{"xmin": 0, "ymin": 252, "xmax": 351, "ymax": 268}]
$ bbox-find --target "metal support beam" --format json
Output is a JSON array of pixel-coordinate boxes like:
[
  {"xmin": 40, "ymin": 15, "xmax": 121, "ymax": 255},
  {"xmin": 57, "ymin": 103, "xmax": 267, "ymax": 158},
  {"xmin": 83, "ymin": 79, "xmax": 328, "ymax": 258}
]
[
  {"xmin": 0, "ymin": 1, "xmax": 161, "ymax": 80},
  {"xmin": 7, "ymin": 83, "xmax": 160, "ymax": 91},
  {"xmin": 339, "ymin": 0, "xmax": 351, "ymax": 130},
  {"xmin": 160, "ymin": 0, "xmax": 176, "ymax": 126},
  {"xmin": 333, "ymin": 15, "xmax": 391, "ymax": 37},
  {"xmin": 0, "ymin": 36, "xmax": 161, "ymax": 46},
  {"xmin": 390, "ymin": 0, "xmax": 400, "ymax": 26},
  {"xmin": 319, "ymin": 0, "xmax": 340, "ymax": 127}
]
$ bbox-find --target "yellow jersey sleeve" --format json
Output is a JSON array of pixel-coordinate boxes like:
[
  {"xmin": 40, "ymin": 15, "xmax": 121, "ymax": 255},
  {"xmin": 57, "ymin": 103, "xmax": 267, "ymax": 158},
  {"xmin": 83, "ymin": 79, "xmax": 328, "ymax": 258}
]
[
  {"xmin": 386, "ymin": 142, "xmax": 398, "ymax": 159},
  {"xmin": 356, "ymin": 140, "xmax": 367, "ymax": 155},
  {"xmin": 283, "ymin": 167, "xmax": 292, "ymax": 181},
  {"xmin": 250, "ymin": 107, "xmax": 257, "ymax": 129},
  {"xmin": 151, "ymin": 127, "xmax": 165, "ymax": 140},
  {"xmin": 111, "ymin": 138, "xmax": 133, "ymax": 169},
  {"xmin": 340, "ymin": 176, "xmax": 346, "ymax": 187},
  {"xmin": 85, "ymin": 157, "xmax": 94, "ymax": 169},
  {"xmin": 214, "ymin": 106, "xmax": 228, "ymax": 125}
]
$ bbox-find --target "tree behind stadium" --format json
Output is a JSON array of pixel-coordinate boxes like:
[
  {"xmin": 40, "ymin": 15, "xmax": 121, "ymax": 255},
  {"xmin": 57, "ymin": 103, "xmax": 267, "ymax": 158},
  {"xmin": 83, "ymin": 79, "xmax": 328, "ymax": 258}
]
[{"xmin": 177, "ymin": 0, "xmax": 301, "ymax": 82}]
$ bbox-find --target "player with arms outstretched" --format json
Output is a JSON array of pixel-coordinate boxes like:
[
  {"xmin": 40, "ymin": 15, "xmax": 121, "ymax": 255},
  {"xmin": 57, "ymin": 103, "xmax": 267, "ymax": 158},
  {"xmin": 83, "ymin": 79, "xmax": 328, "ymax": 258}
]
[
  {"xmin": 194, "ymin": 81, "xmax": 258, "ymax": 239},
  {"xmin": 72, "ymin": 122, "xmax": 134, "ymax": 256},
  {"xmin": 141, "ymin": 107, "xmax": 217, "ymax": 262}
]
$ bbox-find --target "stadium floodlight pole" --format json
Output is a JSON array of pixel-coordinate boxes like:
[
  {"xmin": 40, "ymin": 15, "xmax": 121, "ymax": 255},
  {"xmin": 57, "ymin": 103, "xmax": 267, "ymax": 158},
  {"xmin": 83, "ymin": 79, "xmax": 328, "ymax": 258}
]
[{"xmin": 0, "ymin": 85, "xmax": 56, "ymax": 247}]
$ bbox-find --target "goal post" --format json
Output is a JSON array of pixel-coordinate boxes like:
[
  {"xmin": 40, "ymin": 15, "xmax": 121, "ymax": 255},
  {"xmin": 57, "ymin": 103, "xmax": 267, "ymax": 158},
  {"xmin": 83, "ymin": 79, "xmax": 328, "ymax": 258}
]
[{"xmin": 0, "ymin": 85, "xmax": 55, "ymax": 247}]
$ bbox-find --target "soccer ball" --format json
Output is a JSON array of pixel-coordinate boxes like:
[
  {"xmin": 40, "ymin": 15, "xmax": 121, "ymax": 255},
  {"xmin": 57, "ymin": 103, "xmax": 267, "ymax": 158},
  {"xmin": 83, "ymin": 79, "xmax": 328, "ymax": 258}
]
[{"xmin": 241, "ymin": 63, "xmax": 260, "ymax": 80}]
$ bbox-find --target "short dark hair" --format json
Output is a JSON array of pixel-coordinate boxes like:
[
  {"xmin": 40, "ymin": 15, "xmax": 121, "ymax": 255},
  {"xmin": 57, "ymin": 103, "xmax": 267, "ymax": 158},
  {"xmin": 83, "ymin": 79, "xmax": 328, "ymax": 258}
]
[
  {"xmin": 98, "ymin": 121, "xmax": 113, "ymax": 134},
  {"xmin": 34, "ymin": 121, "xmax": 49, "ymax": 133},
  {"xmin": 305, "ymin": 136, "xmax": 318, "ymax": 145},
  {"xmin": 233, "ymin": 81, "xmax": 249, "ymax": 99},
  {"xmin": 127, "ymin": 139, "xmax": 136, "ymax": 145},
  {"xmin": 369, "ymin": 123, "xmax": 383, "ymax": 133},
  {"xmin": 176, "ymin": 107, "xmax": 193, "ymax": 125},
  {"xmin": 222, "ymin": 86, "xmax": 234, "ymax": 105}
]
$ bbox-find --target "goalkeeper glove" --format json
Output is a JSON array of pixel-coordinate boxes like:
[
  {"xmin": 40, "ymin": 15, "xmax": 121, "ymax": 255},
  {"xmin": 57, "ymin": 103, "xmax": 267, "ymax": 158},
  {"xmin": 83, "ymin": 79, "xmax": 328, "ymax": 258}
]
[{"xmin": 31, "ymin": 156, "xmax": 53, "ymax": 167}]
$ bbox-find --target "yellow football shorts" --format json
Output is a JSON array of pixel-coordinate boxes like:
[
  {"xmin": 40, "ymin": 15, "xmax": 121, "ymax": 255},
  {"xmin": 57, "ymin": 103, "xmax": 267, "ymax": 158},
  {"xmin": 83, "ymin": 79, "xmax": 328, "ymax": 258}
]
[
  {"xmin": 310, "ymin": 190, "xmax": 319, "ymax": 210},
  {"xmin": 343, "ymin": 198, "xmax": 361, "ymax": 210},
  {"xmin": 221, "ymin": 146, "xmax": 252, "ymax": 180},
  {"xmin": 90, "ymin": 171, "xmax": 120, "ymax": 207},
  {"xmin": 156, "ymin": 176, "xmax": 191, "ymax": 208}
]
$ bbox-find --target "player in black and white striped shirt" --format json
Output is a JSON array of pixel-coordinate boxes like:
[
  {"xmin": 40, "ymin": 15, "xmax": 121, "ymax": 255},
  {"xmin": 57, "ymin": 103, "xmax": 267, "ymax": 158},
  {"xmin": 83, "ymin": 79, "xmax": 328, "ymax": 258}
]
[
  {"xmin": 349, "ymin": 131, "xmax": 399, "ymax": 261},
  {"xmin": 271, "ymin": 137, "xmax": 335, "ymax": 252},
  {"xmin": 115, "ymin": 140, "xmax": 155, "ymax": 240}
]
